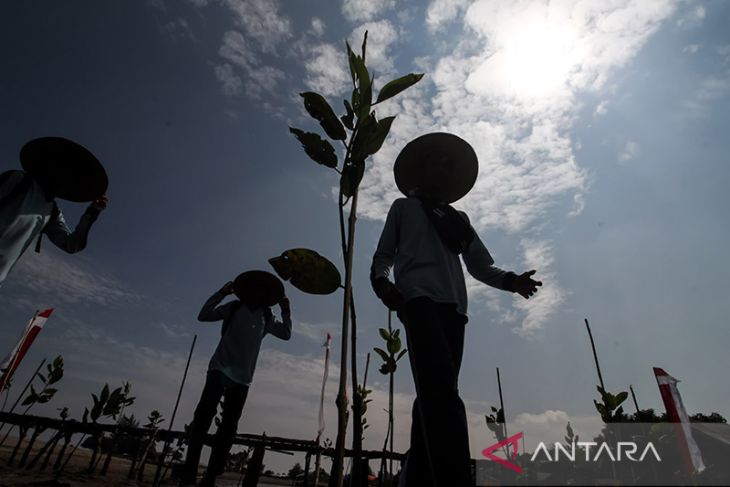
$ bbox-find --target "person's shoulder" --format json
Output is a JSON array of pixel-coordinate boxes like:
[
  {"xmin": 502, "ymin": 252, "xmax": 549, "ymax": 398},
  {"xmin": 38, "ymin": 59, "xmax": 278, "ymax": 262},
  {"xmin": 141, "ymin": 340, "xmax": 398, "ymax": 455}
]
[{"xmin": 392, "ymin": 196, "xmax": 421, "ymax": 209}]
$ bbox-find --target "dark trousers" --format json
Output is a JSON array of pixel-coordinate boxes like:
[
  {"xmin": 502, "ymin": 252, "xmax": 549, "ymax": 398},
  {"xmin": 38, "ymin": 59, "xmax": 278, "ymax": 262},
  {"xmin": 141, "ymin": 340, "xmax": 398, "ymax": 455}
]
[
  {"xmin": 181, "ymin": 369, "xmax": 249, "ymax": 482},
  {"xmin": 398, "ymin": 297, "xmax": 472, "ymax": 487}
]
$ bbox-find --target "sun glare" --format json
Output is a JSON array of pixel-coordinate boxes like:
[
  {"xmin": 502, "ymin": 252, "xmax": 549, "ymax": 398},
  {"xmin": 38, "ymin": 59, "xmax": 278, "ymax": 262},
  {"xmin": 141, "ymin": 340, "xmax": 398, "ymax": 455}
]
[{"xmin": 467, "ymin": 15, "xmax": 580, "ymax": 99}]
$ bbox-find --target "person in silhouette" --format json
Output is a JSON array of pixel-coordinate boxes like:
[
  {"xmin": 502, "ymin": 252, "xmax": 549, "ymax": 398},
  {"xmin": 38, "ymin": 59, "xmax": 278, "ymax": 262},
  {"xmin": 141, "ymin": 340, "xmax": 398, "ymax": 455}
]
[
  {"xmin": 370, "ymin": 133, "xmax": 542, "ymax": 486},
  {"xmin": 0, "ymin": 137, "xmax": 108, "ymax": 288},
  {"xmin": 180, "ymin": 271, "xmax": 292, "ymax": 487}
]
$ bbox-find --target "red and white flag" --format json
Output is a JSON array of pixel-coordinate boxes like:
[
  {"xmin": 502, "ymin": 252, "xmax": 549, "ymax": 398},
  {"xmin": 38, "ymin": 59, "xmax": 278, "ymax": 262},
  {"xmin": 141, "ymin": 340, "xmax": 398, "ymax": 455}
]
[
  {"xmin": 317, "ymin": 332, "xmax": 332, "ymax": 437},
  {"xmin": 0, "ymin": 308, "xmax": 54, "ymax": 391},
  {"xmin": 653, "ymin": 367, "xmax": 705, "ymax": 474}
]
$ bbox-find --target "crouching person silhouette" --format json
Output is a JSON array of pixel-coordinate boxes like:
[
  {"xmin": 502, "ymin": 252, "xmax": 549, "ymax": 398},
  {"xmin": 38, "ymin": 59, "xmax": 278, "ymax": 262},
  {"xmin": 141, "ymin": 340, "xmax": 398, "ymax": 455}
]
[
  {"xmin": 0, "ymin": 137, "xmax": 109, "ymax": 289},
  {"xmin": 180, "ymin": 271, "xmax": 291, "ymax": 487},
  {"xmin": 370, "ymin": 133, "xmax": 542, "ymax": 487}
]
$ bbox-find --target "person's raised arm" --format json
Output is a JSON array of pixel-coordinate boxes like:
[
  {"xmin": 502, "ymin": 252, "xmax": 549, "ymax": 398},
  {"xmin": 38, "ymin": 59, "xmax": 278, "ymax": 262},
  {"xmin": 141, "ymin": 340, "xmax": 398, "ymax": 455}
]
[
  {"xmin": 461, "ymin": 214, "xmax": 542, "ymax": 299},
  {"xmin": 198, "ymin": 281, "xmax": 236, "ymax": 322},
  {"xmin": 44, "ymin": 195, "xmax": 108, "ymax": 254},
  {"xmin": 265, "ymin": 297, "xmax": 292, "ymax": 340}
]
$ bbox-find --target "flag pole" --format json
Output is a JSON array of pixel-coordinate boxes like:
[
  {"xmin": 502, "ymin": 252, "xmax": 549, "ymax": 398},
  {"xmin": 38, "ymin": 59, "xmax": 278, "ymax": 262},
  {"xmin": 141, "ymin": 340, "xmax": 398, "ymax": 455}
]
[
  {"xmin": 315, "ymin": 332, "xmax": 332, "ymax": 487},
  {"xmin": 153, "ymin": 334, "xmax": 197, "ymax": 486}
]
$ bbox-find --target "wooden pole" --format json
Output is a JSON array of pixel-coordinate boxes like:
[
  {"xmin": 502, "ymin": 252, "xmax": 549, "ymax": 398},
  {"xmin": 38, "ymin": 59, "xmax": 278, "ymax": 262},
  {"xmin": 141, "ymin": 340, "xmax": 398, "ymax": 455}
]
[
  {"xmin": 584, "ymin": 319, "xmax": 605, "ymax": 390},
  {"xmin": 630, "ymin": 384, "xmax": 641, "ymax": 415},
  {"xmin": 496, "ymin": 367, "xmax": 508, "ymax": 439},
  {"xmin": 153, "ymin": 334, "xmax": 197, "ymax": 486}
]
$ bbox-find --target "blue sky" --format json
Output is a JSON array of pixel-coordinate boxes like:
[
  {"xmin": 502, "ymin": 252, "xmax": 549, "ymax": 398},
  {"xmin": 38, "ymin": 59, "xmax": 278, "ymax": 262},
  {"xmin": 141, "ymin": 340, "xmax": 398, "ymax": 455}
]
[{"xmin": 1, "ymin": 0, "xmax": 729, "ymax": 476}]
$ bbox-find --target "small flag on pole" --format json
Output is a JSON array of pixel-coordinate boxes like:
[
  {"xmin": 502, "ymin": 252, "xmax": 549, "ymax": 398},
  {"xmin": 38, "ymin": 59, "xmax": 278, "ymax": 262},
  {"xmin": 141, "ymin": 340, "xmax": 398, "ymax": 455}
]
[
  {"xmin": 0, "ymin": 309, "xmax": 54, "ymax": 391},
  {"xmin": 318, "ymin": 332, "xmax": 332, "ymax": 436},
  {"xmin": 653, "ymin": 367, "xmax": 706, "ymax": 474}
]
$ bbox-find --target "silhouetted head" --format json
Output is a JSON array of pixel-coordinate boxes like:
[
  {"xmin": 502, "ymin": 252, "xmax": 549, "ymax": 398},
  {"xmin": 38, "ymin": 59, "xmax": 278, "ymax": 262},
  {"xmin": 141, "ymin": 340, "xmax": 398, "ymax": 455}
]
[
  {"xmin": 394, "ymin": 132, "xmax": 478, "ymax": 203},
  {"xmin": 233, "ymin": 270, "xmax": 284, "ymax": 311},
  {"xmin": 20, "ymin": 137, "xmax": 107, "ymax": 202}
]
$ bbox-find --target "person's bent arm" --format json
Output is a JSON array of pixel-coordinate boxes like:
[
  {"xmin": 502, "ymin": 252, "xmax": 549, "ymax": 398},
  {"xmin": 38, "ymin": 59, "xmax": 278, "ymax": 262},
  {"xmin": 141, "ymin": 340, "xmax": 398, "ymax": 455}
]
[
  {"xmin": 199, "ymin": 282, "xmax": 236, "ymax": 322},
  {"xmin": 45, "ymin": 196, "xmax": 107, "ymax": 254}
]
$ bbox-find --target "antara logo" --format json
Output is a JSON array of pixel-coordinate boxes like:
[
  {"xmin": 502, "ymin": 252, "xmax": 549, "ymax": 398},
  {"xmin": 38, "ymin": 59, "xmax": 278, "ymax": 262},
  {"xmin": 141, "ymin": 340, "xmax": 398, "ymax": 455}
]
[
  {"xmin": 530, "ymin": 441, "xmax": 661, "ymax": 462},
  {"xmin": 482, "ymin": 433, "xmax": 662, "ymax": 474},
  {"xmin": 482, "ymin": 432, "xmax": 524, "ymax": 473}
]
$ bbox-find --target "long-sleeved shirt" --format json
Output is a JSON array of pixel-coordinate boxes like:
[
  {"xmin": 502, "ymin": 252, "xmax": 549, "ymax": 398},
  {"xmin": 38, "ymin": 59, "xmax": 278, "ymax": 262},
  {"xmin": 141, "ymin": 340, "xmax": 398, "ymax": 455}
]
[
  {"xmin": 0, "ymin": 170, "xmax": 100, "ymax": 286},
  {"xmin": 198, "ymin": 291, "xmax": 292, "ymax": 386},
  {"xmin": 370, "ymin": 197, "xmax": 514, "ymax": 317}
]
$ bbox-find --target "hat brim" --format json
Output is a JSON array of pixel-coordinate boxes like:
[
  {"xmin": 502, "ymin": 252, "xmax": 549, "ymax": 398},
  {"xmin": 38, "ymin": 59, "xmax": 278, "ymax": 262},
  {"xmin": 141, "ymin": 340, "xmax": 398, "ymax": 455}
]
[
  {"xmin": 394, "ymin": 132, "xmax": 478, "ymax": 203},
  {"xmin": 20, "ymin": 137, "xmax": 108, "ymax": 203},
  {"xmin": 233, "ymin": 270, "xmax": 285, "ymax": 307}
]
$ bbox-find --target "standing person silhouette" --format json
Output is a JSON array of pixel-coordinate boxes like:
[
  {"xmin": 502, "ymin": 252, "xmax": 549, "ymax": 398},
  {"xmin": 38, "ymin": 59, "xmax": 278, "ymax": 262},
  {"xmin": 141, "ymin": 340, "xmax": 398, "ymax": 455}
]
[
  {"xmin": 180, "ymin": 271, "xmax": 292, "ymax": 487},
  {"xmin": 0, "ymin": 137, "xmax": 109, "ymax": 289},
  {"xmin": 370, "ymin": 133, "xmax": 542, "ymax": 486}
]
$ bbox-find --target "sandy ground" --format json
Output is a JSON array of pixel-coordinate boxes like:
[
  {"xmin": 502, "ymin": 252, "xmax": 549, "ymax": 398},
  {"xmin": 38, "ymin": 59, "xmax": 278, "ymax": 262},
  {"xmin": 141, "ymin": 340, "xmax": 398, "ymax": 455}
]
[{"xmin": 0, "ymin": 435, "xmax": 290, "ymax": 486}]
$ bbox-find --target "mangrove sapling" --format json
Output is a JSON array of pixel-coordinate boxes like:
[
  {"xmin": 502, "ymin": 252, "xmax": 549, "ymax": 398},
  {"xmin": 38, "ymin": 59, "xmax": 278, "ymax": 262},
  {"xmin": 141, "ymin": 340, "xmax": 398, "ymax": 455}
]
[
  {"xmin": 87, "ymin": 382, "xmax": 135, "ymax": 473},
  {"xmin": 5, "ymin": 356, "xmax": 64, "ymax": 466},
  {"xmin": 287, "ymin": 31, "xmax": 422, "ymax": 487},
  {"xmin": 136, "ymin": 409, "xmax": 164, "ymax": 481},
  {"xmin": 0, "ymin": 358, "xmax": 46, "ymax": 439},
  {"xmin": 0, "ymin": 356, "xmax": 61, "ymax": 447},
  {"xmin": 27, "ymin": 407, "xmax": 69, "ymax": 470},
  {"xmin": 374, "ymin": 312, "xmax": 407, "ymax": 479},
  {"xmin": 98, "ymin": 382, "xmax": 135, "ymax": 475},
  {"xmin": 55, "ymin": 382, "xmax": 134, "ymax": 478}
]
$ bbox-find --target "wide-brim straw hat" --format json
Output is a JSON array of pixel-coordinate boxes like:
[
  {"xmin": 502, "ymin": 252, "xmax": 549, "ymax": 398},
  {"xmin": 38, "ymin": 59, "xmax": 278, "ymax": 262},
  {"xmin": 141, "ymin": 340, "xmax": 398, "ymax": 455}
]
[
  {"xmin": 20, "ymin": 137, "xmax": 108, "ymax": 203},
  {"xmin": 233, "ymin": 270, "xmax": 285, "ymax": 307},
  {"xmin": 394, "ymin": 132, "xmax": 478, "ymax": 203}
]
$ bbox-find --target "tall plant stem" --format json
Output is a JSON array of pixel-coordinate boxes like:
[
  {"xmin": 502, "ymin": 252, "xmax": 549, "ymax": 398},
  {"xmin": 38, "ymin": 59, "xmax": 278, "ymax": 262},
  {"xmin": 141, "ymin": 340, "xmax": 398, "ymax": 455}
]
[{"xmin": 330, "ymin": 190, "xmax": 359, "ymax": 487}]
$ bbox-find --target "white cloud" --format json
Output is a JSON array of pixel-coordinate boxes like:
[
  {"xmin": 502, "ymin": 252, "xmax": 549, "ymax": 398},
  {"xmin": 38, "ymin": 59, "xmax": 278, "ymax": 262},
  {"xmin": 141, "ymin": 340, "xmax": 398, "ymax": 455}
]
[
  {"xmin": 594, "ymin": 100, "xmax": 609, "ymax": 116},
  {"xmin": 217, "ymin": 30, "xmax": 286, "ymax": 99},
  {"xmin": 681, "ymin": 73, "xmax": 730, "ymax": 119},
  {"xmin": 619, "ymin": 140, "xmax": 640, "ymax": 163},
  {"xmin": 676, "ymin": 4, "xmax": 705, "ymax": 29},
  {"xmin": 511, "ymin": 239, "xmax": 565, "ymax": 336},
  {"xmin": 7, "ymin": 250, "xmax": 141, "ymax": 308},
  {"xmin": 682, "ymin": 44, "xmax": 700, "ymax": 54},
  {"xmin": 349, "ymin": 20, "xmax": 398, "ymax": 75},
  {"xmin": 303, "ymin": 43, "xmax": 351, "ymax": 97},
  {"xmin": 426, "ymin": 0, "xmax": 469, "ymax": 31},
  {"xmin": 342, "ymin": 0, "xmax": 395, "ymax": 23},
  {"xmin": 223, "ymin": 0, "xmax": 292, "ymax": 54},
  {"xmin": 214, "ymin": 63, "xmax": 243, "ymax": 96},
  {"xmin": 310, "ymin": 17, "xmax": 326, "ymax": 37}
]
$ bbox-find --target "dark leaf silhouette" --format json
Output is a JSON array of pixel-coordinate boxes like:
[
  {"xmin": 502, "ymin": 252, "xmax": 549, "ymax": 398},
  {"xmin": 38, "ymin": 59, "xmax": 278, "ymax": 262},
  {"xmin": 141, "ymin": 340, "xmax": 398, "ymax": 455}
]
[
  {"xmin": 269, "ymin": 248, "xmax": 341, "ymax": 295},
  {"xmin": 340, "ymin": 161, "xmax": 364, "ymax": 198},
  {"xmin": 300, "ymin": 92, "xmax": 347, "ymax": 141},
  {"xmin": 289, "ymin": 128, "xmax": 337, "ymax": 168},
  {"xmin": 376, "ymin": 73, "xmax": 424, "ymax": 104}
]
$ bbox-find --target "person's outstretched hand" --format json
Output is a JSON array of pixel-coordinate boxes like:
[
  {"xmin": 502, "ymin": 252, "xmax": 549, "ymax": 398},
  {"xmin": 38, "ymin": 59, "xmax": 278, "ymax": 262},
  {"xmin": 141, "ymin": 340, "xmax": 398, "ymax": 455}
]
[
  {"xmin": 514, "ymin": 270, "xmax": 542, "ymax": 299},
  {"xmin": 219, "ymin": 281, "xmax": 235, "ymax": 295}
]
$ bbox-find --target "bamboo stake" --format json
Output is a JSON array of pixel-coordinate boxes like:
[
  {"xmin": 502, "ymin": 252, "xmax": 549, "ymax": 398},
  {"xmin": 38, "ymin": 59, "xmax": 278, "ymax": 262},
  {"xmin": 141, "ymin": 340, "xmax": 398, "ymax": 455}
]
[
  {"xmin": 584, "ymin": 319, "xmax": 605, "ymax": 390},
  {"xmin": 152, "ymin": 334, "xmax": 197, "ymax": 486},
  {"xmin": 630, "ymin": 384, "xmax": 641, "ymax": 415}
]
